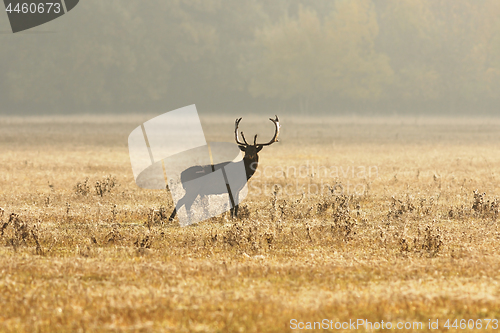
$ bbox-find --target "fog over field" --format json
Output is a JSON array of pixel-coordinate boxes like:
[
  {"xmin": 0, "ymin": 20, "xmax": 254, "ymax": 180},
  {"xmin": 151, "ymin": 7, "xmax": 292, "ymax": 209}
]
[{"xmin": 2, "ymin": 0, "xmax": 500, "ymax": 115}]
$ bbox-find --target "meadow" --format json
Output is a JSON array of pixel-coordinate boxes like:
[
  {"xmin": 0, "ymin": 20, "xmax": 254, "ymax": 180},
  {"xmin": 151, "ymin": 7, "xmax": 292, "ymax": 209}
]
[{"xmin": 0, "ymin": 114, "xmax": 500, "ymax": 332}]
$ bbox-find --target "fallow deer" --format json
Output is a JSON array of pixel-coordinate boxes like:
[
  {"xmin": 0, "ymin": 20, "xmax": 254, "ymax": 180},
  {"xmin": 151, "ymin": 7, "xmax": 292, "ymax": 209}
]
[{"xmin": 168, "ymin": 116, "xmax": 280, "ymax": 222}]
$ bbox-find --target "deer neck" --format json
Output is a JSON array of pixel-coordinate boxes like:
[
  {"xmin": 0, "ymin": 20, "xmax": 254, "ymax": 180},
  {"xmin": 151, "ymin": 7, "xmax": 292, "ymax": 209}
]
[{"xmin": 243, "ymin": 155, "xmax": 259, "ymax": 180}]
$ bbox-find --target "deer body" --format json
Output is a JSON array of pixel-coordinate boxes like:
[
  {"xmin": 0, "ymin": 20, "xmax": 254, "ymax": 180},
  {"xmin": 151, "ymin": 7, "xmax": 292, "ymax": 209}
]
[{"xmin": 168, "ymin": 116, "xmax": 279, "ymax": 222}]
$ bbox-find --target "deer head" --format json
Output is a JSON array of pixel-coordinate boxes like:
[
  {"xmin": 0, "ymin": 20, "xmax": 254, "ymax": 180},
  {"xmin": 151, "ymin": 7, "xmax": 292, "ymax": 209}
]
[{"xmin": 234, "ymin": 115, "xmax": 280, "ymax": 161}]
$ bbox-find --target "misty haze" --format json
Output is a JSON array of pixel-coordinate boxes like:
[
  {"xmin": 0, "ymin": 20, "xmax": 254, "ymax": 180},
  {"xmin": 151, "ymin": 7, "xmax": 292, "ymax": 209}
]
[{"xmin": 1, "ymin": 0, "xmax": 500, "ymax": 115}]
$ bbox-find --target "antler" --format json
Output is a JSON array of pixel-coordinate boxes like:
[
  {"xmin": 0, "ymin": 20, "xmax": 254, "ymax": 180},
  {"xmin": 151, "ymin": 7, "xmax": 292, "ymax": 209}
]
[
  {"xmin": 256, "ymin": 115, "xmax": 280, "ymax": 146},
  {"xmin": 234, "ymin": 118, "xmax": 248, "ymax": 146}
]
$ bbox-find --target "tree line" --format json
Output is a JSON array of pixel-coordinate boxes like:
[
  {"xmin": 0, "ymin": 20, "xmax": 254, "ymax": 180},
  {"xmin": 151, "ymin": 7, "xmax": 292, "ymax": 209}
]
[{"xmin": 1, "ymin": 0, "xmax": 500, "ymax": 114}]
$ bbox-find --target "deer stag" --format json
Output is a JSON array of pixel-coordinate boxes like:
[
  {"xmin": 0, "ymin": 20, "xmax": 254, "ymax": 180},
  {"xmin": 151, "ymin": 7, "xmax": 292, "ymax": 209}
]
[{"xmin": 168, "ymin": 116, "xmax": 280, "ymax": 222}]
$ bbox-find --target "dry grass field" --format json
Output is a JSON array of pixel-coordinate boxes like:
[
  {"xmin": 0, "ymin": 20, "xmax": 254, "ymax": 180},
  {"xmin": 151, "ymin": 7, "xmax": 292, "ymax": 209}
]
[{"xmin": 1, "ymin": 114, "xmax": 500, "ymax": 332}]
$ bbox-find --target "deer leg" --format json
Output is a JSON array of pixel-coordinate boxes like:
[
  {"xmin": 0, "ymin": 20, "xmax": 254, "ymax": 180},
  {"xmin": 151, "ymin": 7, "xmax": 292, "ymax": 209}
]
[
  {"xmin": 168, "ymin": 208, "xmax": 177, "ymax": 221},
  {"xmin": 229, "ymin": 204, "xmax": 236, "ymax": 218},
  {"xmin": 169, "ymin": 194, "xmax": 188, "ymax": 222},
  {"xmin": 233, "ymin": 192, "xmax": 240, "ymax": 218},
  {"xmin": 170, "ymin": 190, "xmax": 200, "ymax": 224},
  {"xmin": 229, "ymin": 205, "xmax": 238, "ymax": 218}
]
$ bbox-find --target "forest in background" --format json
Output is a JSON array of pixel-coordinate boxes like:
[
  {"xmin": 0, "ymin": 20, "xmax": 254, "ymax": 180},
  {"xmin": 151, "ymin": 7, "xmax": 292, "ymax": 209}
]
[{"xmin": 2, "ymin": 0, "xmax": 500, "ymax": 115}]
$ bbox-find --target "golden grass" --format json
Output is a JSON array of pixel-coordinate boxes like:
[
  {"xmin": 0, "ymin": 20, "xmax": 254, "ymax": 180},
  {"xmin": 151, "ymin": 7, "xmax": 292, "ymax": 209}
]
[{"xmin": 1, "ymin": 115, "xmax": 500, "ymax": 332}]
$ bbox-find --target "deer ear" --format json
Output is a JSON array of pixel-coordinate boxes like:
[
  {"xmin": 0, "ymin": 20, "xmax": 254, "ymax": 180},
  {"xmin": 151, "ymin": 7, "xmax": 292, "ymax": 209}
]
[
  {"xmin": 238, "ymin": 145, "xmax": 246, "ymax": 152},
  {"xmin": 256, "ymin": 145, "xmax": 263, "ymax": 153}
]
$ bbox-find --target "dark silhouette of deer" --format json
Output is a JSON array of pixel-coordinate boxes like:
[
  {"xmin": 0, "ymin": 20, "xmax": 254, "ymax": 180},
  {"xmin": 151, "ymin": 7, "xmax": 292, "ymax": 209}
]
[{"xmin": 168, "ymin": 116, "xmax": 280, "ymax": 222}]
